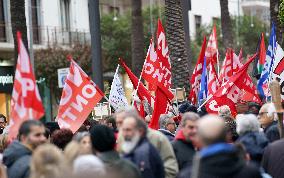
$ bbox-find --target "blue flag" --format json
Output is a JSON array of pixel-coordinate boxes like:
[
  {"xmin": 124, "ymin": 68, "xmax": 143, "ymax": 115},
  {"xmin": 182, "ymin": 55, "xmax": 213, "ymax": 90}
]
[
  {"xmin": 198, "ymin": 56, "xmax": 208, "ymax": 105},
  {"xmin": 257, "ymin": 23, "xmax": 276, "ymax": 100}
]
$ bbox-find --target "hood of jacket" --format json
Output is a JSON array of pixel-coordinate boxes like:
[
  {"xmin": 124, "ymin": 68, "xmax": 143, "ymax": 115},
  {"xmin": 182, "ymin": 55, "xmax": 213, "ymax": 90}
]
[
  {"xmin": 3, "ymin": 141, "xmax": 32, "ymax": 168},
  {"xmin": 199, "ymin": 143, "xmax": 245, "ymax": 177}
]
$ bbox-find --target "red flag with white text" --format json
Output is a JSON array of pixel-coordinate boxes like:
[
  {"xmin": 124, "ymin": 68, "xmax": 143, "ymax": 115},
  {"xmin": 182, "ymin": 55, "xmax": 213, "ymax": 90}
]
[
  {"xmin": 149, "ymin": 19, "xmax": 173, "ymax": 129},
  {"xmin": 9, "ymin": 32, "xmax": 45, "ymax": 140},
  {"xmin": 119, "ymin": 58, "xmax": 155, "ymax": 109},
  {"xmin": 142, "ymin": 20, "xmax": 174, "ymax": 100},
  {"xmin": 57, "ymin": 58, "xmax": 104, "ymax": 133},
  {"xmin": 206, "ymin": 54, "xmax": 257, "ymax": 116}
]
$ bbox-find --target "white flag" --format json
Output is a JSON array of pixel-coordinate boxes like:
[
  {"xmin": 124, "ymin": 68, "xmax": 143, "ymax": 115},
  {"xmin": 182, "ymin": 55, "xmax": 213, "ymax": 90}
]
[
  {"xmin": 272, "ymin": 43, "xmax": 284, "ymax": 100},
  {"xmin": 109, "ymin": 65, "xmax": 129, "ymax": 110}
]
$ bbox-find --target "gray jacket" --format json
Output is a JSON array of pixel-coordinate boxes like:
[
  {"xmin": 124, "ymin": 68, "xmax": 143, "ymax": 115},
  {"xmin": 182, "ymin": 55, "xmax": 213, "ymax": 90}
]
[{"xmin": 3, "ymin": 141, "xmax": 32, "ymax": 178}]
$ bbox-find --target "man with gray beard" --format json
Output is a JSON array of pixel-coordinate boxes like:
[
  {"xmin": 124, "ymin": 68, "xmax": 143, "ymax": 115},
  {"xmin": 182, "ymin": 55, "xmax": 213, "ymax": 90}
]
[{"xmin": 121, "ymin": 115, "xmax": 165, "ymax": 178}]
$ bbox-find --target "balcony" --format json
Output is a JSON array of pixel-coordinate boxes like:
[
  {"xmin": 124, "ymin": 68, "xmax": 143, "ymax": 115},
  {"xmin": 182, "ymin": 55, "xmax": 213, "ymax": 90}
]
[
  {"xmin": 240, "ymin": 0, "xmax": 270, "ymax": 23},
  {"xmin": 241, "ymin": 0, "xmax": 269, "ymax": 12},
  {"xmin": 0, "ymin": 23, "xmax": 91, "ymax": 52}
]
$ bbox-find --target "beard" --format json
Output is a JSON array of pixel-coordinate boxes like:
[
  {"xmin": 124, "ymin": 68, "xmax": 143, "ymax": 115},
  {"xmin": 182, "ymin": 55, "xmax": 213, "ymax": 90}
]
[{"xmin": 121, "ymin": 132, "xmax": 140, "ymax": 154}]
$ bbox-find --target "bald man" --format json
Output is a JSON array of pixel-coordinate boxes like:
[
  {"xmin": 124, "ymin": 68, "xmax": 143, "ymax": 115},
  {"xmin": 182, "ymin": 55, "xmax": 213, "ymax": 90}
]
[
  {"xmin": 178, "ymin": 115, "xmax": 261, "ymax": 178},
  {"xmin": 258, "ymin": 103, "xmax": 280, "ymax": 142}
]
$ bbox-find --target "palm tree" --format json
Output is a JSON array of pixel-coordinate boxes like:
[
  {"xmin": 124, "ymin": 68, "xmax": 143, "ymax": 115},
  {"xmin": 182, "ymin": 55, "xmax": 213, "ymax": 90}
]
[
  {"xmin": 10, "ymin": 0, "xmax": 29, "ymax": 63},
  {"xmin": 131, "ymin": 0, "xmax": 145, "ymax": 76},
  {"xmin": 270, "ymin": 0, "xmax": 282, "ymax": 45},
  {"xmin": 165, "ymin": 0, "xmax": 190, "ymax": 90},
  {"xmin": 220, "ymin": 0, "xmax": 234, "ymax": 48}
]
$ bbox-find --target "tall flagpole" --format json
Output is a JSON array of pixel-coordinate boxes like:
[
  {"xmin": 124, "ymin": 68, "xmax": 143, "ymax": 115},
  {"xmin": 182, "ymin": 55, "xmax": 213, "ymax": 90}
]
[
  {"xmin": 131, "ymin": 58, "xmax": 147, "ymax": 106},
  {"xmin": 131, "ymin": 40, "xmax": 153, "ymax": 106}
]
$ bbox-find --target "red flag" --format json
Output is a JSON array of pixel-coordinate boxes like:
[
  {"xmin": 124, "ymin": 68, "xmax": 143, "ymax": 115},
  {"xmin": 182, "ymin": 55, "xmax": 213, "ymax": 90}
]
[
  {"xmin": 148, "ymin": 20, "xmax": 173, "ymax": 129},
  {"xmin": 119, "ymin": 58, "xmax": 155, "ymax": 109},
  {"xmin": 142, "ymin": 39, "xmax": 158, "ymax": 91},
  {"xmin": 9, "ymin": 32, "xmax": 45, "ymax": 140},
  {"xmin": 207, "ymin": 59, "xmax": 220, "ymax": 97},
  {"xmin": 219, "ymin": 49, "xmax": 242, "ymax": 84},
  {"xmin": 231, "ymin": 52, "xmax": 261, "ymax": 104},
  {"xmin": 149, "ymin": 88, "xmax": 168, "ymax": 129},
  {"xmin": 57, "ymin": 58, "xmax": 104, "ymax": 133},
  {"xmin": 206, "ymin": 54, "xmax": 257, "ymax": 116},
  {"xmin": 188, "ymin": 36, "xmax": 207, "ymax": 105},
  {"xmin": 205, "ymin": 25, "xmax": 218, "ymax": 65},
  {"xmin": 142, "ymin": 20, "xmax": 174, "ymax": 100}
]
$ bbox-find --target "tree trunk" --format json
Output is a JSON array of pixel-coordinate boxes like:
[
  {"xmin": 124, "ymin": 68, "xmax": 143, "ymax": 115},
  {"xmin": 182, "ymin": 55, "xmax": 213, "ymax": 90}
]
[
  {"xmin": 10, "ymin": 0, "xmax": 29, "ymax": 66},
  {"xmin": 270, "ymin": 0, "xmax": 283, "ymax": 45},
  {"xmin": 131, "ymin": 0, "xmax": 145, "ymax": 77},
  {"xmin": 220, "ymin": 0, "xmax": 234, "ymax": 48},
  {"xmin": 165, "ymin": 0, "xmax": 190, "ymax": 90}
]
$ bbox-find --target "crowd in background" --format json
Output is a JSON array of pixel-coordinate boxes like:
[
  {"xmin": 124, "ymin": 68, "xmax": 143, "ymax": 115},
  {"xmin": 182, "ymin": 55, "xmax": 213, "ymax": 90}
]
[{"xmin": 0, "ymin": 101, "xmax": 283, "ymax": 178}]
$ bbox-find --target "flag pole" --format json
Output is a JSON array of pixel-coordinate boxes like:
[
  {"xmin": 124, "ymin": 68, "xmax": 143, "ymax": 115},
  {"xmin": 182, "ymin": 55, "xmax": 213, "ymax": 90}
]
[
  {"xmin": 197, "ymin": 94, "xmax": 213, "ymax": 111},
  {"xmin": 131, "ymin": 44, "xmax": 151, "ymax": 106},
  {"xmin": 131, "ymin": 63, "xmax": 145, "ymax": 106}
]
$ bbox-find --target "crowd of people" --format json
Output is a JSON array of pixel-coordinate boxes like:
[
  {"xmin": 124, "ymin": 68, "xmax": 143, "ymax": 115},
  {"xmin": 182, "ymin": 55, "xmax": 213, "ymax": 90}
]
[{"xmin": 0, "ymin": 101, "xmax": 283, "ymax": 178}]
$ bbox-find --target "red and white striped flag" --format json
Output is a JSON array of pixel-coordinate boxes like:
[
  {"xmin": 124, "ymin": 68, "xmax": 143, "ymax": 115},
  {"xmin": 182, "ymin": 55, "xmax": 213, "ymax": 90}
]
[
  {"xmin": 205, "ymin": 25, "xmax": 218, "ymax": 65},
  {"xmin": 9, "ymin": 32, "xmax": 45, "ymax": 140}
]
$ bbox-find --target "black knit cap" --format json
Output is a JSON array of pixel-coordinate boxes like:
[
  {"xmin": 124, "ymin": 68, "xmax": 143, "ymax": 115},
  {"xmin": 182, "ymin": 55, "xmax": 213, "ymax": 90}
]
[
  {"xmin": 90, "ymin": 125, "xmax": 116, "ymax": 152},
  {"xmin": 178, "ymin": 101, "xmax": 197, "ymax": 114}
]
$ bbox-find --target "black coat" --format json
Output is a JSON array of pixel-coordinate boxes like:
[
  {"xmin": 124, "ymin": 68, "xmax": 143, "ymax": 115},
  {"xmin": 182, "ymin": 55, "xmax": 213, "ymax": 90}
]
[
  {"xmin": 172, "ymin": 138, "xmax": 196, "ymax": 170},
  {"xmin": 124, "ymin": 137, "xmax": 165, "ymax": 178},
  {"xmin": 3, "ymin": 141, "xmax": 32, "ymax": 178},
  {"xmin": 262, "ymin": 139, "xmax": 284, "ymax": 178},
  {"xmin": 158, "ymin": 129, "xmax": 175, "ymax": 141},
  {"xmin": 264, "ymin": 121, "xmax": 280, "ymax": 143},
  {"xmin": 178, "ymin": 143, "xmax": 262, "ymax": 178}
]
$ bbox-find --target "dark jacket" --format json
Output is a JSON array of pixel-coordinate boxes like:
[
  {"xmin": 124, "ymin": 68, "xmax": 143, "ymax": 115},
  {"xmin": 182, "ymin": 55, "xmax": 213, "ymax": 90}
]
[
  {"xmin": 262, "ymin": 138, "xmax": 284, "ymax": 178},
  {"xmin": 264, "ymin": 121, "xmax": 280, "ymax": 143},
  {"xmin": 178, "ymin": 143, "xmax": 262, "ymax": 178},
  {"xmin": 98, "ymin": 150, "xmax": 142, "ymax": 178},
  {"xmin": 3, "ymin": 141, "xmax": 32, "ymax": 178},
  {"xmin": 172, "ymin": 130, "xmax": 196, "ymax": 170},
  {"xmin": 158, "ymin": 129, "xmax": 175, "ymax": 141},
  {"xmin": 124, "ymin": 137, "xmax": 165, "ymax": 178},
  {"xmin": 237, "ymin": 132, "xmax": 269, "ymax": 164}
]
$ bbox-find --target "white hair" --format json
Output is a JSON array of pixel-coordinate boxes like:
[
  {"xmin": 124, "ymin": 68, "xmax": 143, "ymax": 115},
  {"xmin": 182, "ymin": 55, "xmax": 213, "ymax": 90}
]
[
  {"xmin": 265, "ymin": 103, "xmax": 277, "ymax": 119},
  {"xmin": 236, "ymin": 114, "xmax": 260, "ymax": 136},
  {"xmin": 73, "ymin": 155, "xmax": 105, "ymax": 176},
  {"xmin": 159, "ymin": 114, "xmax": 174, "ymax": 129}
]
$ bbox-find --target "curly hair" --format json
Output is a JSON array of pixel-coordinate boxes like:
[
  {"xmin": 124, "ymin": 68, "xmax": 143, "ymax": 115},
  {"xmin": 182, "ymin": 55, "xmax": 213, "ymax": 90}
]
[{"xmin": 51, "ymin": 129, "xmax": 73, "ymax": 150}]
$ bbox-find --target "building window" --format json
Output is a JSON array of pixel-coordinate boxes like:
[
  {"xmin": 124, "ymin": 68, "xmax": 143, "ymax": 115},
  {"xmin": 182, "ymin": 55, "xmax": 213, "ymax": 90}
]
[
  {"xmin": 0, "ymin": 0, "xmax": 6, "ymax": 42},
  {"xmin": 60, "ymin": 0, "xmax": 70, "ymax": 31},
  {"xmin": 31, "ymin": 0, "xmax": 40, "ymax": 44},
  {"xmin": 109, "ymin": 6, "xmax": 119, "ymax": 16},
  {"xmin": 195, "ymin": 15, "xmax": 202, "ymax": 34}
]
